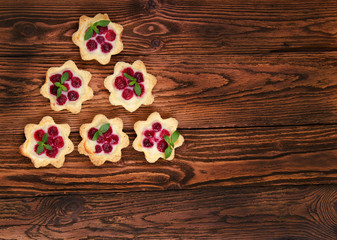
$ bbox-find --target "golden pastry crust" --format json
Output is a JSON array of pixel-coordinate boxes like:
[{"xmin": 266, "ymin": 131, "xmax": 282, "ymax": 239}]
[
  {"xmin": 78, "ymin": 114, "xmax": 129, "ymax": 166},
  {"xmin": 133, "ymin": 112, "xmax": 184, "ymax": 163},
  {"xmin": 19, "ymin": 116, "xmax": 74, "ymax": 168},
  {"xmin": 40, "ymin": 60, "xmax": 93, "ymax": 114},
  {"xmin": 72, "ymin": 13, "xmax": 123, "ymax": 65},
  {"xmin": 104, "ymin": 60, "xmax": 157, "ymax": 112}
]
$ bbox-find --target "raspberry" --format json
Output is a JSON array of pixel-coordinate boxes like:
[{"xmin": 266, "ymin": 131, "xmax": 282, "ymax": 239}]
[{"xmin": 143, "ymin": 138, "xmax": 154, "ymax": 148}]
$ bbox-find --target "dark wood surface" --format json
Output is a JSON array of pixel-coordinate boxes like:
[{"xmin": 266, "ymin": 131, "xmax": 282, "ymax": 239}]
[
  {"xmin": 1, "ymin": 185, "xmax": 337, "ymax": 240},
  {"xmin": 1, "ymin": 0, "xmax": 337, "ymax": 239}
]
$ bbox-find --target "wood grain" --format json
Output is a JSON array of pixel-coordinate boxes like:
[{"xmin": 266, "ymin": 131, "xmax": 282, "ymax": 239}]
[
  {"xmin": 0, "ymin": 185, "xmax": 337, "ymax": 239},
  {"xmin": 1, "ymin": 53, "xmax": 337, "ymax": 132},
  {"xmin": 1, "ymin": 0, "xmax": 337, "ymax": 238},
  {"xmin": 0, "ymin": 125, "xmax": 335, "ymax": 197},
  {"xmin": 2, "ymin": 0, "xmax": 337, "ymax": 56}
]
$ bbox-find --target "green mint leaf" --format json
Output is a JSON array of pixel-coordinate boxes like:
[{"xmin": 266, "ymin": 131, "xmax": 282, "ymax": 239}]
[
  {"xmin": 95, "ymin": 20, "xmax": 110, "ymax": 27},
  {"xmin": 134, "ymin": 83, "xmax": 141, "ymax": 96},
  {"xmin": 84, "ymin": 27, "xmax": 93, "ymax": 40},
  {"xmin": 57, "ymin": 87, "xmax": 62, "ymax": 98},
  {"xmin": 36, "ymin": 145, "xmax": 45, "ymax": 155},
  {"xmin": 123, "ymin": 73, "xmax": 137, "ymax": 82},
  {"xmin": 61, "ymin": 85, "xmax": 67, "ymax": 92},
  {"xmin": 42, "ymin": 133, "xmax": 48, "ymax": 143},
  {"xmin": 44, "ymin": 144, "xmax": 52, "ymax": 150},
  {"xmin": 54, "ymin": 82, "xmax": 61, "ymax": 87},
  {"xmin": 38, "ymin": 141, "xmax": 44, "ymax": 147},
  {"xmin": 165, "ymin": 147, "xmax": 172, "ymax": 159},
  {"xmin": 164, "ymin": 135, "xmax": 171, "ymax": 145},
  {"xmin": 171, "ymin": 131, "xmax": 180, "ymax": 144},
  {"xmin": 129, "ymin": 81, "xmax": 135, "ymax": 86},
  {"xmin": 93, "ymin": 26, "xmax": 99, "ymax": 34},
  {"xmin": 92, "ymin": 131, "xmax": 100, "ymax": 141},
  {"xmin": 61, "ymin": 72, "xmax": 69, "ymax": 84},
  {"xmin": 99, "ymin": 123, "xmax": 110, "ymax": 133}
]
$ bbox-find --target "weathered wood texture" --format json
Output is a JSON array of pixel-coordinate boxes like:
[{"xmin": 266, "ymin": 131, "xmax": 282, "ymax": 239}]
[
  {"xmin": 0, "ymin": 125, "xmax": 336, "ymax": 198},
  {"xmin": 2, "ymin": 0, "xmax": 337, "ymax": 56},
  {"xmin": 1, "ymin": 54, "xmax": 337, "ymax": 131},
  {"xmin": 1, "ymin": 185, "xmax": 337, "ymax": 239},
  {"xmin": 1, "ymin": 0, "xmax": 337, "ymax": 238}
]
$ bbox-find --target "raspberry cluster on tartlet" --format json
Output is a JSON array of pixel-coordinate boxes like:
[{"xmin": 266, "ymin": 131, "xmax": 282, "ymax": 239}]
[
  {"xmin": 19, "ymin": 116, "xmax": 74, "ymax": 168},
  {"xmin": 72, "ymin": 13, "xmax": 123, "ymax": 65},
  {"xmin": 133, "ymin": 112, "xmax": 184, "ymax": 163},
  {"xmin": 40, "ymin": 60, "xmax": 93, "ymax": 114},
  {"xmin": 104, "ymin": 60, "xmax": 157, "ymax": 112},
  {"xmin": 78, "ymin": 114, "xmax": 129, "ymax": 166}
]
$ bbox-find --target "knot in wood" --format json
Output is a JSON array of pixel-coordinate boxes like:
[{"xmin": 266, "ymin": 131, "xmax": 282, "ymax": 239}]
[
  {"xmin": 51, "ymin": 196, "xmax": 85, "ymax": 226},
  {"xmin": 56, "ymin": 196, "xmax": 85, "ymax": 216},
  {"xmin": 151, "ymin": 39, "xmax": 161, "ymax": 48},
  {"xmin": 15, "ymin": 21, "xmax": 37, "ymax": 37},
  {"xmin": 134, "ymin": 22, "xmax": 169, "ymax": 36},
  {"xmin": 145, "ymin": 0, "xmax": 157, "ymax": 11}
]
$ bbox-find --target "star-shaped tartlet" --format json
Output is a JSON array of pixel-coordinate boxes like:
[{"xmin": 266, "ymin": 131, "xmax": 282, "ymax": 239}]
[
  {"xmin": 72, "ymin": 13, "xmax": 123, "ymax": 65},
  {"xmin": 133, "ymin": 112, "xmax": 184, "ymax": 163},
  {"xmin": 104, "ymin": 60, "xmax": 157, "ymax": 112},
  {"xmin": 78, "ymin": 114, "xmax": 129, "ymax": 166},
  {"xmin": 19, "ymin": 116, "xmax": 74, "ymax": 168},
  {"xmin": 40, "ymin": 60, "xmax": 93, "ymax": 114}
]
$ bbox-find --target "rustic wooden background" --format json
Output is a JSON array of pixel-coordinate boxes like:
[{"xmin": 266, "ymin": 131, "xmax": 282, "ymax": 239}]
[{"xmin": 1, "ymin": 0, "xmax": 337, "ymax": 239}]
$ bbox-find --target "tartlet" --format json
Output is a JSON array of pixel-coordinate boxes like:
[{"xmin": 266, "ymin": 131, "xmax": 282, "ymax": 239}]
[
  {"xmin": 133, "ymin": 112, "xmax": 184, "ymax": 163},
  {"xmin": 40, "ymin": 60, "xmax": 93, "ymax": 114},
  {"xmin": 78, "ymin": 114, "xmax": 129, "ymax": 166},
  {"xmin": 72, "ymin": 13, "xmax": 123, "ymax": 65},
  {"xmin": 20, "ymin": 116, "xmax": 74, "ymax": 168},
  {"xmin": 104, "ymin": 60, "xmax": 157, "ymax": 112}
]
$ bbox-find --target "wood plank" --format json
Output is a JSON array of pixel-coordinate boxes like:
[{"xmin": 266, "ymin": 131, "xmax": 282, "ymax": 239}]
[
  {"xmin": 1, "ymin": 53, "xmax": 337, "ymax": 131},
  {"xmin": 0, "ymin": 185, "xmax": 337, "ymax": 239},
  {"xmin": 1, "ymin": 0, "xmax": 337, "ymax": 56},
  {"xmin": 0, "ymin": 125, "xmax": 336, "ymax": 197}
]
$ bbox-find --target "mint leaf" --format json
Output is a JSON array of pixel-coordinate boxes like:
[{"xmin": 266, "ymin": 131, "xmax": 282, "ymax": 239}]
[
  {"xmin": 42, "ymin": 133, "xmax": 48, "ymax": 143},
  {"xmin": 57, "ymin": 87, "xmax": 62, "ymax": 98},
  {"xmin": 61, "ymin": 72, "xmax": 69, "ymax": 84},
  {"xmin": 38, "ymin": 141, "xmax": 44, "ymax": 147},
  {"xmin": 84, "ymin": 27, "xmax": 93, "ymax": 40},
  {"xmin": 45, "ymin": 144, "xmax": 52, "ymax": 150},
  {"xmin": 95, "ymin": 20, "xmax": 110, "ymax": 27},
  {"xmin": 54, "ymin": 82, "xmax": 61, "ymax": 87},
  {"xmin": 61, "ymin": 85, "xmax": 67, "ymax": 92},
  {"xmin": 165, "ymin": 147, "xmax": 172, "ymax": 159},
  {"xmin": 99, "ymin": 123, "xmax": 110, "ymax": 133},
  {"xmin": 91, "ymin": 124, "xmax": 110, "ymax": 141},
  {"xmin": 124, "ymin": 73, "xmax": 141, "ymax": 95},
  {"xmin": 164, "ymin": 135, "xmax": 171, "ymax": 145},
  {"xmin": 92, "ymin": 131, "xmax": 100, "ymax": 141},
  {"xmin": 171, "ymin": 131, "xmax": 180, "ymax": 144},
  {"xmin": 134, "ymin": 83, "xmax": 141, "ymax": 96},
  {"xmin": 84, "ymin": 20, "xmax": 110, "ymax": 40},
  {"xmin": 92, "ymin": 26, "xmax": 99, "ymax": 34},
  {"xmin": 36, "ymin": 145, "xmax": 45, "ymax": 155},
  {"xmin": 123, "ymin": 73, "xmax": 137, "ymax": 82}
]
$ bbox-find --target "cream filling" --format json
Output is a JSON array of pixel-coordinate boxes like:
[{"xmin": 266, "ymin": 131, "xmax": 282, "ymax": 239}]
[
  {"xmin": 140, "ymin": 122, "xmax": 172, "ymax": 156},
  {"xmin": 84, "ymin": 27, "xmax": 117, "ymax": 55},
  {"xmin": 29, "ymin": 125, "xmax": 65, "ymax": 159},
  {"xmin": 51, "ymin": 71, "xmax": 85, "ymax": 106},
  {"xmin": 116, "ymin": 68, "xmax": 147, "ymax": 104},
  {"xmin": 85, "ymin": 124, "xmax": 120, "ymax": 155}
]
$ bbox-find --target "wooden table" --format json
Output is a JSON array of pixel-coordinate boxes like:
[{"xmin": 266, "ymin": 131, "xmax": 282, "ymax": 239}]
[{"xmin": 1, "ymin": 0, "xmax": 337, "ymax": 239}]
